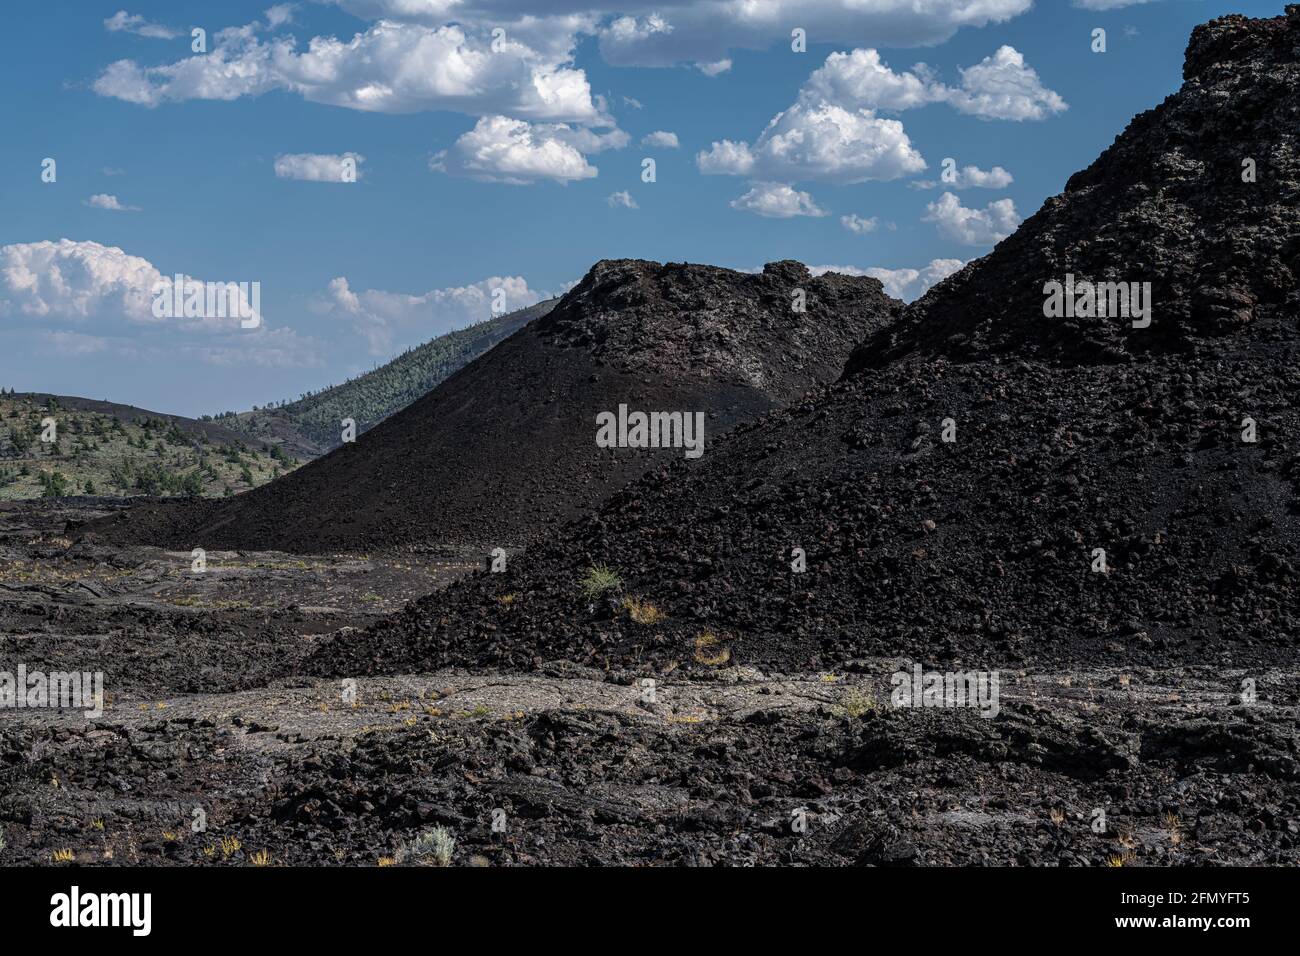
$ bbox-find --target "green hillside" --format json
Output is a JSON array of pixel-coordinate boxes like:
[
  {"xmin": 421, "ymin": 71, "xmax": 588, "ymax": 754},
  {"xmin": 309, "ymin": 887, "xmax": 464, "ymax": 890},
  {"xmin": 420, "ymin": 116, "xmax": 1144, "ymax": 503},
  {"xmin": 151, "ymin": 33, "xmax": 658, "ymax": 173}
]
[
  {"xmin": 0, "ymin": 393, "xmax": 300, "ymax": 500},
  {"xmin": 212, "ymin": 298, "xmax": 557, "ymax": 457}
]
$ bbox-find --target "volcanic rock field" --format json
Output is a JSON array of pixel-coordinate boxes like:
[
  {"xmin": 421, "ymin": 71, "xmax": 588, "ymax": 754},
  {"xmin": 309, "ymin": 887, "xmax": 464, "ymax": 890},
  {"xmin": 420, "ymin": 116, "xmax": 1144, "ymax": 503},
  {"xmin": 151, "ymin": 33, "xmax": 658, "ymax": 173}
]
[{"xmin": 3, "ymin": 8, "xmax": 1300, "ymax": 868}]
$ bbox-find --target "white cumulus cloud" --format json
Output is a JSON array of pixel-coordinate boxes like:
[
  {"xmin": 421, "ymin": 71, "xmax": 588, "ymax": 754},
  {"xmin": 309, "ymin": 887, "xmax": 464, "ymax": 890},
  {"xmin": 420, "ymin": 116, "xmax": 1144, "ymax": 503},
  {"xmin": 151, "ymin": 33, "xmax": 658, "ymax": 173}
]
[
  {"xmin": 911, "ymin": 163, "xmax": 1014, "ymax": 190},
  {"xmin": 94, "ymin": 18, "xmax": 606, "ymax": 124},
  {"xmin": 943, "ymin": 46, "xmax": 1068, "ymax": 121},
  {"xmin": 923, "ymin": 192, "xmax": 1020, "ymax": 245},
  {"xmin": 641, "ymin": 130, "xmax": 679, "ymax": 148},
  {"xmin": 730, "ymin": 182, "xmax": 828, "ymax": 219},
  {"xmin": 0, "ymin": 239, "xmax": 319, "ymax": 367},
  {"xmin": 698, "ymin": 102, "xmax": 925, "ymax": 184},
  {"xmin": 802, "ymin": 45, "xmax": 1065, "ymax": 122},
  {"xmin": 802, "ymin": 49, "xmax": 939, "ymax": 112},
  {"xmin": 595, "ymin": 1, "xmax": 1032, "ymax": 70},
  {"xmin": 319, "ymin": 274, "xmax": 545, "ymax": 355},
  {"xmin": 695, "ymin": 44, "xmax": 1057, "ymax": 188},
  {"xmin": 607, "ymin": 190, "xmax": 638, "ymax": 208},
  {"xmin": 840, "ymin": 214, "xmax": 879, "ymax": 234},
  {"xmin": 430, "ymin": 115, "xmax": 610, "ymax": 184},
  {"xmin": 264, "ymin": 4, "xmax": 295, "ymax": 27},
  {"xmin": 806, "ymin": 259, "xmax": 964, "ymax": 301},
  {"xmin": 864, "ymin": 258, "xmax": 966, "ymax": 301},
  {"xmin": 84, "ymin": 194, "xmax": 140, "ymax": 212}
]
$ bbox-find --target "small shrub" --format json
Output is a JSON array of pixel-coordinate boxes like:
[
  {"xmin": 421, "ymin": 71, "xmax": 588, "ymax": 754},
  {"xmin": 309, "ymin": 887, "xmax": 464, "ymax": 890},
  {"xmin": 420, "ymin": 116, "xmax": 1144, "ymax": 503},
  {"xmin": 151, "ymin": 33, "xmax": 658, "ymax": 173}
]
[
  {"xmin": 396, "ymin": 826, "xmax": 456, "ymax": 867},
  {"xmin": 622, "ymin": 597, "xmax": 664, "ymax": 625},
  {"xmin": 693, "ymin": 632, "xmax": 731, "ymax": 666},
  {"xmin": 840, "ymin": 687, "xmax": 876, "ymax": 719},
  {"xmin": 580, "ymin": 564, "xmax": 622, "ymax": 598}
]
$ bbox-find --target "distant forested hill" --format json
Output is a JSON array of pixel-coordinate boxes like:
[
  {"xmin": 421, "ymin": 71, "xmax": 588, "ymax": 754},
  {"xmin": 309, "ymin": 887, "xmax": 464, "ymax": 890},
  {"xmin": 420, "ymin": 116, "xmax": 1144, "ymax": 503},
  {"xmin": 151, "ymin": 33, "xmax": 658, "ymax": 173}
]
[
  {"xmin": 0, "ymin": 392, "xmax": 296, "ymax": 500},
  {"xmin": 212, "ymin": 298, "xmax": 557, "ymax": 458}
]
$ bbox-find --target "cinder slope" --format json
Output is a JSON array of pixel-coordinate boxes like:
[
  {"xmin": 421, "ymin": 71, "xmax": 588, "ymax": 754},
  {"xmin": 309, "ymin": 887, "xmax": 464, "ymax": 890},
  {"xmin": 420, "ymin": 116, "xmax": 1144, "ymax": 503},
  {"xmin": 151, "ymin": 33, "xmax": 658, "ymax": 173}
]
[
  {"xmin": 314, "ymin": 8, "xmax": 1300, "ymax": 677},
  {"xmin": 87, "ymin": 259, "xmax": 900, "ymax": 552},
  {"xmin": 216, "ymin": 298, "xmax": 558, "ymax": 459}
]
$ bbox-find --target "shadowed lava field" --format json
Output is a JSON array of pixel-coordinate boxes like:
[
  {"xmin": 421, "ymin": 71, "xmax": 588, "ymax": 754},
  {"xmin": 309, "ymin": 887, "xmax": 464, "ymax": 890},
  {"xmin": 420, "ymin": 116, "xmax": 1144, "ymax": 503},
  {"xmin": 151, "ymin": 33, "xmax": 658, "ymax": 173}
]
[{"xmin": 1, "ymin": 502, "xmax": 1298, "ymax": 866}]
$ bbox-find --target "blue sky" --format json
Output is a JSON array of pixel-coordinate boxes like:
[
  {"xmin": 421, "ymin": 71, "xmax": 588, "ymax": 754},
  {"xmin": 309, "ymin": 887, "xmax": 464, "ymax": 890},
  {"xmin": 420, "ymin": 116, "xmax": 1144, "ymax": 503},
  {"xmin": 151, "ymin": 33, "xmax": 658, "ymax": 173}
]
[{"xmin": 0, "ymin": 0, "xmax": 1284, "ymax": 416}]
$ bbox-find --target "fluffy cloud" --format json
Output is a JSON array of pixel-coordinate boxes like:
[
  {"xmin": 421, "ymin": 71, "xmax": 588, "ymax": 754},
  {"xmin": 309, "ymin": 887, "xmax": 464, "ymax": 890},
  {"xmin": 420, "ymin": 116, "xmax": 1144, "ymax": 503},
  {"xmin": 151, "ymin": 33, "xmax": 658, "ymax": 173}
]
[
  {"xmin": 807, "ymin": 259, "xmax": 964, "ymax": 301},
  {"xmin": 430, "ymin": 115, "xmax": 612, "ymax": 184},
  {"xmin": 863, "ymin": 258, "xmax": 965, "ymax": 301},
  {"xmin": 319, "ymin": 2, "xmax": 1044, "ymax": 81},
  {"xmin": 334, "ymin": 1, "xmax": 1031, "ymax": 61},
  {"xmin": 698, "ymin": 102, "xmax": 925, "ymax": 184},
  {"xmin": 696, "ymin": 44, "xmax": 1057, "ymax": 188},
  {"xmin": 264, "ymin": 4, "xmax": 295, "ymax": 27},
  {"xmin": 802, "ymin": 49, "xmax": 939, "ymax": 112},
  {"xmin": 911, "ymin": 163, "xmax": 1014, "ymax": 190},
  {"xmin": 840, "ymin": 214, "xmax": 879, "ymax": 234},
  {"xmin": 696, "ymin": 140, "xmax": 753, "ymax": 176},
  {"xmin": 943, "ymin": 46, "xmax": 1067, "ymax": 121},
  {"xmin": 547, "ymin": 125, "xmax": 630, "ymax": 153},
  {"xmin": 594, "ymin": 1, "xmax": 1032, "ymax": 70},
  {"xmin": 94, "ymin": 19, "xmax": 605, "ymax": 124},
  {"xmin": 0, "ymin": 239, "xmax": 319, "ymax": 367},
  {"xmin": 320, "ymin": 274, "xmax": 544, "ymax": 355},
  {"xmin": 607, "ymin": 190, "xmax": 638, "ymax": 208},
  {"xmin": 1, "ymin": 240, "xmax": 159, "ymax": 321},
  {"xmin": 730, "ymin": 182, "xmax": 828, "ymax": 219},
  {"xmin": 104, "ymin": 10, "xmax": 179, "ymax": 40},
  {"xmin": 923, "ymin": 192, "xmax": 1020, "ymax": 245},
  {"xmin": 641, "ymin": 130, "xmax": 679, "ymax": 148},
  {"xmin": 97, "ymin": 4, "xmax": 1045, "ymax": 120},
  {"xmin": 274, "ymin": 152, "xmax": 365, "ymax": 182},
  {"xmin": 328, "ymin": 1, "xmax": 468, "ymax": 19},
  {"xmin": 84, "ymin": 194, "xmax": 140, "ymax": 212},
  {"xmin": 802, "ymin": 45, "xmax": 1065, "ymax": 121}
]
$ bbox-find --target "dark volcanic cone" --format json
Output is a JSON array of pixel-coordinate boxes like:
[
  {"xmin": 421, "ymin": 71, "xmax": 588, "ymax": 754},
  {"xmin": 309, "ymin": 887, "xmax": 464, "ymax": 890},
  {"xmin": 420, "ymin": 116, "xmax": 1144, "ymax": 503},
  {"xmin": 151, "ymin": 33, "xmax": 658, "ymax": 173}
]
[
  {"xmin": 85, "ymin": 259, "xmax": 900, "ymax": 553},
  {"xmin": 310, "ymin": 8, "xmax": 1300, "ymax": 678},
  {"xmin": 849, "ymin": 7, "xmax": 1300, "ymax": 372}
]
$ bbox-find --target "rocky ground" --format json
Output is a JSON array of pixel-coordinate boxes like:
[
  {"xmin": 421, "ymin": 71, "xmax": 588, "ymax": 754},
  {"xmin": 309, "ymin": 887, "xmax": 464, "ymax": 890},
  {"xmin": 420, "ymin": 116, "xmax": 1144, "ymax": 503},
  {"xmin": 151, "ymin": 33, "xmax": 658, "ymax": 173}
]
[{"xmin": 2, "ymin": 501, "xmax": 1297, "ymax": 867}]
